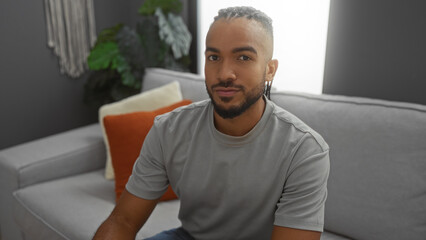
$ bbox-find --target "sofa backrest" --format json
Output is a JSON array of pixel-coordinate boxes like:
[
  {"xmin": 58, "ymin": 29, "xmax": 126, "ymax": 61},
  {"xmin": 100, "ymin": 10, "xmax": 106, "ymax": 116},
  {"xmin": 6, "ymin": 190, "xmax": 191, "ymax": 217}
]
[
  {"xmin": 272, "ymin": 91, "xmax": 426, "ymax": 240},
  {"xmin": 143, "ymin": 68, "xmax": 208, "ymax": 102},
  {"xmin": 143, "ymin": 68, "xmax": 426, "ymax": 240}
]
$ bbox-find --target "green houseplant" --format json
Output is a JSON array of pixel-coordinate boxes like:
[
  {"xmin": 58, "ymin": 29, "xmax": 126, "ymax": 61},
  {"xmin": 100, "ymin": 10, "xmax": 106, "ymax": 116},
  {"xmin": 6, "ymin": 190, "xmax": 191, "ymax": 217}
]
[{"xmin": 84, "ymin": 0, "xmax": 191, "ymax": 108}]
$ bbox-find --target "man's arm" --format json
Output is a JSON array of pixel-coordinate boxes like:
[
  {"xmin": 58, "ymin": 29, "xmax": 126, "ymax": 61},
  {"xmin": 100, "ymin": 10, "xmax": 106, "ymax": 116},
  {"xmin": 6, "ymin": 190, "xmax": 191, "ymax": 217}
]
[
  {"xmin": 271, "ymin": 226, "xmax": 321, "ymax": 240},
  {"xmin": 93, "ymin": 189, "xmax": 159, "ymax": 240}
]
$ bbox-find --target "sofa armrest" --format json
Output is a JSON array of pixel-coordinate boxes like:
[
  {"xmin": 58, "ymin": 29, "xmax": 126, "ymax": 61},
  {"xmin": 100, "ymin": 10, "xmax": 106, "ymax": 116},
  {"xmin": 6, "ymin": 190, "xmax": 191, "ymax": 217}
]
[
  {"xmin": 0, "ymin": 123, "xmax": 106, "ymax": 190},
  {"xmin": 0, "ymin": 123, "xmax": 106, "ymax": 240}
]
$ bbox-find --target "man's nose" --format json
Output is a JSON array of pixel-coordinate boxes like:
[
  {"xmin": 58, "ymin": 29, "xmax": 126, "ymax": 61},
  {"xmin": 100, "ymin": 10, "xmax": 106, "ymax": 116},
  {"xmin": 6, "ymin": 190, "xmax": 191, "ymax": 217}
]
[{"xmin": 217, "ymin": 61, "xmax": 237, "ymax": 82}]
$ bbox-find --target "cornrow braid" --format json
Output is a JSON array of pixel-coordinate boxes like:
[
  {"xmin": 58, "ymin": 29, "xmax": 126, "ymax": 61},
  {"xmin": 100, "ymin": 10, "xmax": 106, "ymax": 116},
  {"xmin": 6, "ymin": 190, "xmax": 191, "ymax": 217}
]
[{"xmin": 214, "ymin": 6, "xmax": 273, "ymax": 39}]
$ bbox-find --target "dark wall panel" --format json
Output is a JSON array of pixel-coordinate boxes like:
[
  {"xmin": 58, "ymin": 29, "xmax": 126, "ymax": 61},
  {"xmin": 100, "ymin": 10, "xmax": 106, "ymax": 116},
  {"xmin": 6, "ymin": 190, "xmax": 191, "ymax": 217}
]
[
  {"xmin": 0, "ymin": 0, "xmax": 135, "ymax": 149},
  {"xmin": 323, "ymin": 0, "xmax": 426, "ymax": 105},
  {"xmin": 0, "ymin": 0, "xmax": 197, "ymax": 150}
]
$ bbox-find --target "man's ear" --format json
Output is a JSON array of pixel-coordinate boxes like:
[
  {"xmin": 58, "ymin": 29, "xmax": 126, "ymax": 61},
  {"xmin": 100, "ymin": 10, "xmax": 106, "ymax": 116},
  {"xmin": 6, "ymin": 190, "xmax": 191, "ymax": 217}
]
[{"xmin": 265, "ymin": 59, "xmax": 279, "ymax": 82}]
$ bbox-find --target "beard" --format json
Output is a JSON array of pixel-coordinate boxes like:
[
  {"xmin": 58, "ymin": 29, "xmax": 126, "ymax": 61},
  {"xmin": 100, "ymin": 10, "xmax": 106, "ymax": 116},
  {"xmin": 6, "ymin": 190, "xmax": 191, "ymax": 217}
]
[{"xmin": 206, "ymin": 78, "xmax": 266, "ymax": 119}]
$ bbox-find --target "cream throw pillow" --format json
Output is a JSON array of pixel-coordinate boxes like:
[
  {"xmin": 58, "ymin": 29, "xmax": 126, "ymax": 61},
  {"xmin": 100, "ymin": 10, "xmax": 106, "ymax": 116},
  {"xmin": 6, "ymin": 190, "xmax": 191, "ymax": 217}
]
[{"xmin": 99, "ymin": 81, "xmax": 183, "ymax": 179}]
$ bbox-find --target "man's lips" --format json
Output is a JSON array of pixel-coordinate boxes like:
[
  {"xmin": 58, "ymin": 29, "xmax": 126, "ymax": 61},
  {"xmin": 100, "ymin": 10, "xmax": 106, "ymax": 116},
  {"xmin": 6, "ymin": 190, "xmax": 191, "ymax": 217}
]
[{"xmin": 214, "ymin": 87, "xmax": 240, "ymax": 97}]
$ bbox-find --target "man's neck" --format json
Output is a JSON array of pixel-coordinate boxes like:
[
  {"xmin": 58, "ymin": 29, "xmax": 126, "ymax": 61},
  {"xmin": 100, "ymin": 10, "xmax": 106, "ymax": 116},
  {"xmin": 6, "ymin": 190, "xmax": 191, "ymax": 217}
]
[{"xmin": 213, "ymin": 97, "xmax": 266, "ymax": 136}]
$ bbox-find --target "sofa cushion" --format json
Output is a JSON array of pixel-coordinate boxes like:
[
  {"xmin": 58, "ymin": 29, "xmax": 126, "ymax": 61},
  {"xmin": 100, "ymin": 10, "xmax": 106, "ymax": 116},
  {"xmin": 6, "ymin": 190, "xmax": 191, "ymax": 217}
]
[
  {"xmin": 271, "ymin": 91, "xmax": 426, "ymax": 240},
  {"xmin": 104, "ymin": 100, "xmax": 192, "ymax": 202},
  {"xmin": 99, "ymin": 81, "xmax": 183, "ymax": 180},
  {"xmin": 320, "ymin": 231, "xmax": 352, "ymax": 240},
  {"xmin": 13, "ymin": 170, "xmax": 181, "ymax": 240},
  {"xmin": 12, "ymin": 169, "xmax": 352, "ymax": 240}
]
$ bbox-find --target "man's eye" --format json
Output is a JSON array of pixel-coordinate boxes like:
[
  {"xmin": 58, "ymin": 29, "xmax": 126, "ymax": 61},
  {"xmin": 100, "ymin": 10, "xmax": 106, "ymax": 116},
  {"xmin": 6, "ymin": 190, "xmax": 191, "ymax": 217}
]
[
  {"xmin": 238, "ymin": 55, "xmax": 250, "ymax": 61},
  {"xmin": 208, "ymin": 55, "xmax": 219, "ymax": 61}
]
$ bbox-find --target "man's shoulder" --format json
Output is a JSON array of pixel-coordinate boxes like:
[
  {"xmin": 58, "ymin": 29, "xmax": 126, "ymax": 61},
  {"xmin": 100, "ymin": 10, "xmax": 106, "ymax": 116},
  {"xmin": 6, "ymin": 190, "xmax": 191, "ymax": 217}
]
[
  {"xmin": 154, "ymin": 99, "xmax": 211, "ymax": 129},
  {"xmin": 269, "ymin": 101, "xmax": 329, "ymax": 152}
]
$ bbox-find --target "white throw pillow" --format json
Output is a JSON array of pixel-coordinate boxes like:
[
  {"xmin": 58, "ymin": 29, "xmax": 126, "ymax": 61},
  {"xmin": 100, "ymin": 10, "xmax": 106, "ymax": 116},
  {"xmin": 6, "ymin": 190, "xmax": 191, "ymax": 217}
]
[{"xmin": 99, "ymin": 81, "xmax": 183, "ymax": 179}]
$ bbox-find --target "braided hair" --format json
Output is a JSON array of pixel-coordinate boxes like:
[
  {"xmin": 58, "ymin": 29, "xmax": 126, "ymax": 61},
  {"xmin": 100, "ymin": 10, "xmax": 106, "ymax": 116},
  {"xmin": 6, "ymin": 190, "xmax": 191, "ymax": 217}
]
[{"xmin": 214, "ymin": 6, "xmax": 273, "ymax": 39}]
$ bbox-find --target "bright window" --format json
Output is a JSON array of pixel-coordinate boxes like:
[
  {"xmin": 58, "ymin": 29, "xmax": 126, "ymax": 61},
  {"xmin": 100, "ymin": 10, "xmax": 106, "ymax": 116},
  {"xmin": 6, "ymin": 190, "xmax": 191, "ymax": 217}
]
[{"xmin": 198, "ymin": 0, "xmax": 330, "ymax": 94}]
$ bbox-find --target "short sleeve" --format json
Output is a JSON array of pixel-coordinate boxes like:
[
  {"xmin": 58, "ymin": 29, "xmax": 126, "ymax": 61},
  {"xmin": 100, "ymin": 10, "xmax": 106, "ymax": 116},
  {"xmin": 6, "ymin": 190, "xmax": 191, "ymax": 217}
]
[
  {"xmin": 126, "ymin": 123, "xmax": 170, "ymax": 200},
  {"xmin": 274, "ymin": 133, "xmax": 330, "ymax": 232}
]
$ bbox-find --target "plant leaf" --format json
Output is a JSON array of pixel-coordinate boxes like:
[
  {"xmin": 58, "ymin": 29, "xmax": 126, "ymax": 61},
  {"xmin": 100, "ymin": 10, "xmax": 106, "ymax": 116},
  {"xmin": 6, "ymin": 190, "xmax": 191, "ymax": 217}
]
[
  {"xmin": 116, "ymin": 26, "xmax": 146, "ymax": 68},
  {"xmin": 155, "ymin": 8, "xmax": 191, "ymax": 59},
  {"xmin": 139, "ymin": 0, "xmax": 182, "ymax": 16},
  {"xmin": 84, "ymin": 69, "xmax": 121, "ymax": 108},
  {"xmin": 120, "ymin": 69, "xmax": 137, "ymax": 87},
  {"xmin": 93, "ymin": 24, "xmax": 123, "ymax": 47},
  {"xmin": 114, "ymin": 26, "xmax": 145, "ymax": 89},
  {"xmin": 163, "ymin": 53, "xmax": 187, "ymax": 71},
  {"xmin": 136, "ymin": 17, "xmax": 164, "ymax": 67},
  {"xmin": 87, "ymin": 42, "xmax": 120, "ymax": 70},
  {"xmin": 114, "ymin": 55, "xmax": 139, "ymax": 89}
]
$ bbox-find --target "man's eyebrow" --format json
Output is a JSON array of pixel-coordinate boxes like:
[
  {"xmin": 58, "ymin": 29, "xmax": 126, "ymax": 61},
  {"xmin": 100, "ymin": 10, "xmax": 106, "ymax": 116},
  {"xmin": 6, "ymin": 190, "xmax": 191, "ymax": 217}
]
[
  {"xmin": 205, "ymin": 47, "xmax": 220, "ymax": 53},
  {"xmin": 205, "ymin": 46, "xmax": 258, "ymax": 55},
  {"xmin": 232, "ymin": 46, "xmax": 257, "ymax": 55}
]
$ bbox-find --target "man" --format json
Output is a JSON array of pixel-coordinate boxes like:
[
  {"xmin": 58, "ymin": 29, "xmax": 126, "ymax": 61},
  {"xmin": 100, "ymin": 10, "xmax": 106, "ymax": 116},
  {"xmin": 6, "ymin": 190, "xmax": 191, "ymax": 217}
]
[{"xmin": 94, "ymin": 6, "xmax": 329, "ymax": 240}]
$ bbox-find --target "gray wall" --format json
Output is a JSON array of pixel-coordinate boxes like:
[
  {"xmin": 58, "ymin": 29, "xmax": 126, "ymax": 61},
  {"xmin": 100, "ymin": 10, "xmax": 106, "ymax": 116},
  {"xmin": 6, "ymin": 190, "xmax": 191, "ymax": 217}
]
[
  {"xmin": 0, "ymin": 0, "xmax": 196, "ymax": 150},
  {"xmin": 0, "ymin": 0, "xmax": 136, "ymax": 150},
  {"xmin": 323, "ymin": 0, "xmax": 426, "ymax": 105}
]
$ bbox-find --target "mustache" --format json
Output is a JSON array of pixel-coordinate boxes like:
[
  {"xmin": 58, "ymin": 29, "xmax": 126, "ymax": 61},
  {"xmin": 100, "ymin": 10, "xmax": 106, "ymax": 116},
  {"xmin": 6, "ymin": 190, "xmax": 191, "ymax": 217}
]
[{"xmin": 211, "ymin": 81, "xmax": 245, "ymax": 90}]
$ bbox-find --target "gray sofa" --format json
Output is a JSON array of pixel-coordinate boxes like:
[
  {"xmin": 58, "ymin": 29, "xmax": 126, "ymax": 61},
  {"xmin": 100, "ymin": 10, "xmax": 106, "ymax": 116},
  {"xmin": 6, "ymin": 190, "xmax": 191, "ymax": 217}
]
[{"xmin": 1, "ymin": 68, "xmax": 425, "ymax": 240}]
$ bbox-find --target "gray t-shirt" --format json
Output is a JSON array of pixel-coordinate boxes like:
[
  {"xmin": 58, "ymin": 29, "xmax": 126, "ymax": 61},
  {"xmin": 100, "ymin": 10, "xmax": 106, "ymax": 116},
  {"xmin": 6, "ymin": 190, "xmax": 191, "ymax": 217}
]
[{"xmin": 126, "ymin": 98, "xmax": 330, "ymax": 240}]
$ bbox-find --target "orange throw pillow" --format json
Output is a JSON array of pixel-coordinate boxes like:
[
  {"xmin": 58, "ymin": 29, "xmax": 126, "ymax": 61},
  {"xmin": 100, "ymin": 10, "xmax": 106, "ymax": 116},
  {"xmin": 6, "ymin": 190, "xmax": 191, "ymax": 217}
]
[{"xmin": 103, "ymin": 100, "xmax": 192, "ymax": 203}]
